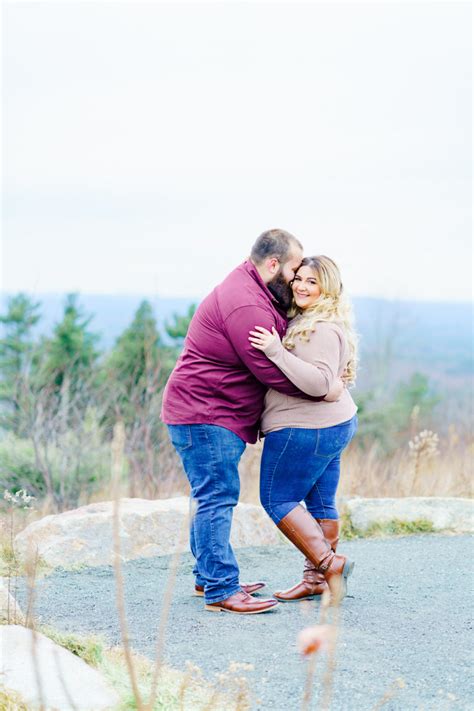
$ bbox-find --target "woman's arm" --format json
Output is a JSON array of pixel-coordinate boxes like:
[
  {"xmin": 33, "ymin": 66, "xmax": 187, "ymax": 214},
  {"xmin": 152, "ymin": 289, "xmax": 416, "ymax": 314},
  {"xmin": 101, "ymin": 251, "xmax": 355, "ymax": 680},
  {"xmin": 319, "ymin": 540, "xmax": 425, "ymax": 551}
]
[{"xmin": 248, "ymin": 324, "xmax": 343, "ymax": 398}]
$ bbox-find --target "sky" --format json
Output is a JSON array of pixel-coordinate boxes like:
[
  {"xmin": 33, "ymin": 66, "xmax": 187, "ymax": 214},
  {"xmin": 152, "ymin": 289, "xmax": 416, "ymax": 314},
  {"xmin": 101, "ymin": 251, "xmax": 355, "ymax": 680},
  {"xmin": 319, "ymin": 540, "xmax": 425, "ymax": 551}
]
[{"xmin": 2, "ymin": 0, "xmax": 472, "ymax": 302}]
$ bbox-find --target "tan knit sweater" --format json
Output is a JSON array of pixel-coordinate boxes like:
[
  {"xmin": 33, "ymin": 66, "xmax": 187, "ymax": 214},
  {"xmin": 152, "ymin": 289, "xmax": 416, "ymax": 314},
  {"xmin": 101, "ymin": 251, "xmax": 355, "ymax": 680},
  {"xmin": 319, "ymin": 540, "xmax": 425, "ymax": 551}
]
[{"xmin": 260, "ymin": 319, "xmax": 357, "ymax": 434}]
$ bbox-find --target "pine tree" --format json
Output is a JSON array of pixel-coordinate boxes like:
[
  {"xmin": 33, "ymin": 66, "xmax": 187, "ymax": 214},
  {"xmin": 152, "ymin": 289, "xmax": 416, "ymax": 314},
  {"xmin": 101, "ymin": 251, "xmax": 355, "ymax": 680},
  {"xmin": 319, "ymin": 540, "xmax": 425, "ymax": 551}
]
[
  {"xmin": 165, "ymin": 303, "xmax": 196, "ymax": 347},
  {"xmin": 0, "ymin": 293, "xmax": 41, "ymax": 433},
  {"xmin": 105, "ymin": 300, "xmax": 167, "ymax": 495},
  {"xmin": 38, "ymin": 294, "xmax": 101, "ymax": 435},
  {"xmin": 43, "ymin": 294, "xmax": 100, "ymax": 389},
  {"xmin": 108, "ymin": 300, "xmax": 163, "ymax": 394}
]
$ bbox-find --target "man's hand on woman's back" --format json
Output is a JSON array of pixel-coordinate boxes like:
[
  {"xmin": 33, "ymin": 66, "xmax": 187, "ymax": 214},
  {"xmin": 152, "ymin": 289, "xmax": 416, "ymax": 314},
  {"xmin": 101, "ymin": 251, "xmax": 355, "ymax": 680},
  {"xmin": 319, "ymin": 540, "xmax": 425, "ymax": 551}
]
[{"xmin": 324, "ymin": 377, "xmax": 345, "ymax": 402}]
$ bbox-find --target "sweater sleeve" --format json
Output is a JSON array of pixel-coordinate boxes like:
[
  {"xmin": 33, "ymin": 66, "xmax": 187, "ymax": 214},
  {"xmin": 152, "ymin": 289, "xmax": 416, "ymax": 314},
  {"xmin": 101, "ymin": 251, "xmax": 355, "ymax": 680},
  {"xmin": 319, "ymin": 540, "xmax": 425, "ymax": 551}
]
[
  {"xmin": 261, "ymin": 323, "xmax": 342, "ymax": 397},
  {"xmin": 224, "ymin": 306, "xmax": 326, "ymax": 399}
]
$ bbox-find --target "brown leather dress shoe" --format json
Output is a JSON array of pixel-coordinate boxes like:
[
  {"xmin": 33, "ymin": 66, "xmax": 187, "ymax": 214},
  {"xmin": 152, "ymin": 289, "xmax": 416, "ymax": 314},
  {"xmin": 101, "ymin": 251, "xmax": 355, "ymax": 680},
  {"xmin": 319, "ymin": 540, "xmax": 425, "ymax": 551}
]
[
  {"xmin": 205, "ymin": 590, "xmax": 279, "ymax": 614},
  {"xmin": 194, "ymin": 581, "xmax": 266, "ymax": 597}
]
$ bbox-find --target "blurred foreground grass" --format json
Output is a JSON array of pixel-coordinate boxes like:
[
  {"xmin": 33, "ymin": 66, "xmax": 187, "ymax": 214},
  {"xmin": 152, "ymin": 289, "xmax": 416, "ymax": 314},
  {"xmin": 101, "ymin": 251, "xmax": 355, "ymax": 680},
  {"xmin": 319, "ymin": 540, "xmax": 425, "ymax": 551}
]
[{"xmin": 0, "ymin": 623, "xmax": 252, "ymax": 711}]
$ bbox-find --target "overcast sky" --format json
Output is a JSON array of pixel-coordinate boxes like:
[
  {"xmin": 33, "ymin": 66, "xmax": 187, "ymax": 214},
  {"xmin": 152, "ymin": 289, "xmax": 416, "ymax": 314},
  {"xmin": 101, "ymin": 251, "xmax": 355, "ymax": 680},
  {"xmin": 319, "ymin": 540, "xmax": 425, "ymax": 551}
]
[{"xmin": 2, "ymin": 1, "xmax": 472, "ymax": 301}]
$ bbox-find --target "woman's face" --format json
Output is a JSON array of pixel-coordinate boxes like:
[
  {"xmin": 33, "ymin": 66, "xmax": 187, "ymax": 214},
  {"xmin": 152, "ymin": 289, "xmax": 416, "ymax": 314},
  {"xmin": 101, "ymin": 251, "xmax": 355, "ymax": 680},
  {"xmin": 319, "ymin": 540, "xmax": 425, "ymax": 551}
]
[{"xmin": 292, "ymin": 265, "xmax": 321, "ymax": 309}]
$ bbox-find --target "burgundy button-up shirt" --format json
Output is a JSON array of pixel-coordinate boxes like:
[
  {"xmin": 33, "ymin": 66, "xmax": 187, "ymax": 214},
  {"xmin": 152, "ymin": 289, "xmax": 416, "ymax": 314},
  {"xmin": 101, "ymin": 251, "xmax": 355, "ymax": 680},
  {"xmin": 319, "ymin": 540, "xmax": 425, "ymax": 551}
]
[{"xmin": 161, "ymin": 260, "xmax": 313, "ymax": 443}]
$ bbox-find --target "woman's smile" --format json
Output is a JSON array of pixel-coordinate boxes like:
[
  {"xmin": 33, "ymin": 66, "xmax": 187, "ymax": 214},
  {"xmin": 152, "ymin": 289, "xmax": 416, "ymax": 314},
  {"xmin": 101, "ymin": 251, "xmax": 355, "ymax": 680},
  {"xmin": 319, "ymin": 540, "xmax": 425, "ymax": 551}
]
[{"xmin": 292, "ymin": 265, "xmax": 322, "ymax": 308}]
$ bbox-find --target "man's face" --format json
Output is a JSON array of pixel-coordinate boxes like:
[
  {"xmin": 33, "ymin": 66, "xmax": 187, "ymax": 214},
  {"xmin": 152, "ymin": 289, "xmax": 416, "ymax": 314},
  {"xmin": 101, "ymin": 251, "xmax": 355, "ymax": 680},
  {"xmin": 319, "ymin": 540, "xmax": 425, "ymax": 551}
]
[
  {"xmin": 267, "ymin": 250, "xmax": 303, "ymax": 309},
  {"xmin": 281, "ymin": 251, "xmax": 304, "ymax": 284}
]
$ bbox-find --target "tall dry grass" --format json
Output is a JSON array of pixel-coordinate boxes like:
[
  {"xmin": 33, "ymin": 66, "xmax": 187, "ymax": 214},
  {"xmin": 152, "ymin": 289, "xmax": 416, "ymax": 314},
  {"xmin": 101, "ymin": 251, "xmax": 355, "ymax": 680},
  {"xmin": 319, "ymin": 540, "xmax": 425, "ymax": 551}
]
[
  {"xmin": 237, "ymin": 427, "xmax": 473, "ymax": 505},
  {"xmin": 339, "ymin": 430, "xmax": 472, "ymax": 499}
]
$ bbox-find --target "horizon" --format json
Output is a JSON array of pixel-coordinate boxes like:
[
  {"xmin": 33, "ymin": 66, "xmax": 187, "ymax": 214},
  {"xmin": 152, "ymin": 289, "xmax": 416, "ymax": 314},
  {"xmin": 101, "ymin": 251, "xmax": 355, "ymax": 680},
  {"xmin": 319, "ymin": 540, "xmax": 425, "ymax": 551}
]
[{"xmin": 2, "ymin": 290, "xmax": 472, "ymax": 308}]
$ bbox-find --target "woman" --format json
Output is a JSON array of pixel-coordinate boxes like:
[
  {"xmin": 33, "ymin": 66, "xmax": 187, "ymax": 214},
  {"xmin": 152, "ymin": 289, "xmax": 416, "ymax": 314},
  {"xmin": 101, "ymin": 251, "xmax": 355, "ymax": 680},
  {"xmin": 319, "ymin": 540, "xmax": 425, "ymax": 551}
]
[{"xmin": 248, "ymin": 255, "xmax": 358, "ymax": 603}]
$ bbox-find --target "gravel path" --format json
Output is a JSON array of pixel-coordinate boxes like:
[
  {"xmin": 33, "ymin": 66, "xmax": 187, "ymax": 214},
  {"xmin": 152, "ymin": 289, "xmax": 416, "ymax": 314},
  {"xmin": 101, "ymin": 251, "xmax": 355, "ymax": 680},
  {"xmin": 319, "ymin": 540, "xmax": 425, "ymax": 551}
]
[{"xmin": 17, "ymin": 535, "xmax": 474, "ymax": 710}]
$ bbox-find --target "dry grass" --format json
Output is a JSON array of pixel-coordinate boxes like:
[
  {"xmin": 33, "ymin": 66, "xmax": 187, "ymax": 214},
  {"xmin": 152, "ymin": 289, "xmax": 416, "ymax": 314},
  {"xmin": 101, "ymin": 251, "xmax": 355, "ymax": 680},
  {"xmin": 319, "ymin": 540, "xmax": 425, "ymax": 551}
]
[
  {"xmin": 97, "ymin": 645, "xmax": 252, "ymax": 710},
  {"xmin": 338, "ymin": 433, "xmax": 473, "ymax": 499},
  {"xmin": 111, "ymin": 421, "xmax": 144, "ymax": 709},
  {"xmin": 237, "ymin": 430, "xmax": 473, "ymax": 505},
  {"xmin": 0, "ymin": 625, "xmax": 249, "ymax": 711},
  {"xmin": 0, "ymin": 687, "xmax": 30, "ymax": 711},
  {"xmin": 4, "ymin": 426, "xmax": 470, "ymax": 524}
]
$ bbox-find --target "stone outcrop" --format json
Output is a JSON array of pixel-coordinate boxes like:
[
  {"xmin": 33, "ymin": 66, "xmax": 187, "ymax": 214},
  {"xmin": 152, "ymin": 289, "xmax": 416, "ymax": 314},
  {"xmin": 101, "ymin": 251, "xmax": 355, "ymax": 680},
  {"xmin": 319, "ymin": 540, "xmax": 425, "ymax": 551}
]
[
  {"xmin": 14, "ymin": 497, "xmax": 281, "ymax": 570},
  {"xmin": 14, "ymin": 496, "xmax": 472, "ymax": 572},
  {"xmin": 344, "ymin": 496, "xmax": 474, "ymax": 534},
  {"xmin": 0, "ymin": 625, "xmax": 119, "ymax": 710}
]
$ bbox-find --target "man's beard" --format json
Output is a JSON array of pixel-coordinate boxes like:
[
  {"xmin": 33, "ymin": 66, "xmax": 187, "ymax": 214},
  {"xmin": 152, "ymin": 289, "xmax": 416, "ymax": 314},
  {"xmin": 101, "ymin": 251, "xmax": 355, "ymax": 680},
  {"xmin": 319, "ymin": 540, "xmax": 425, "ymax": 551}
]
[{"xmin": 267, "ymin": 271, "xmax": 293, "ymax": 310}]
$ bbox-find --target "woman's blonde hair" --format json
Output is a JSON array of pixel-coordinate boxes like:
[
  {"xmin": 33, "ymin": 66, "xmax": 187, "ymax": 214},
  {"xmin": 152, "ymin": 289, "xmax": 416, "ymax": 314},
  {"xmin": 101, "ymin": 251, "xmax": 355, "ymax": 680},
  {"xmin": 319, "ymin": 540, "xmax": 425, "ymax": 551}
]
[{"xmin": 283, "ymin": 255, "xmax": 358, "ymax": 384}]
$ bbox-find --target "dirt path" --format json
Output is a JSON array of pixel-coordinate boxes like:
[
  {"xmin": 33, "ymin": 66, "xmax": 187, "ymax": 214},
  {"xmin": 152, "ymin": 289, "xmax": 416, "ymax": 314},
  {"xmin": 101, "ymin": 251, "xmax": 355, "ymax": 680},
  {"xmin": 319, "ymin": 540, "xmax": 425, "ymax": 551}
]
[{"xmin": 18, "ymin": 534, "xmax": 473, "ymax": 710}]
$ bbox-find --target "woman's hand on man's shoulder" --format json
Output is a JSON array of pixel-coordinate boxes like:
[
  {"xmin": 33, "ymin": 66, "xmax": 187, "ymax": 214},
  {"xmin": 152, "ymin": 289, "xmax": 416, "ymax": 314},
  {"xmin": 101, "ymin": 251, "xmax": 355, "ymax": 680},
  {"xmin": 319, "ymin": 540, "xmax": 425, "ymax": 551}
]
[{"xmin": 248, "ymin": 325, "xmax": 282, "ymax": 356}]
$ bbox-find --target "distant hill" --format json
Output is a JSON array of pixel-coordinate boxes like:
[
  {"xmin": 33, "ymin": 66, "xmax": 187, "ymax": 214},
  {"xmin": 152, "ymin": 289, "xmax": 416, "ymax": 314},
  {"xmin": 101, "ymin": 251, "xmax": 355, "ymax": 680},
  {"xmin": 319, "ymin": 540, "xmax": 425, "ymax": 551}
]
[{"xmin": 1, "ymin": 292, "xmax": 472, "ymax": 392}]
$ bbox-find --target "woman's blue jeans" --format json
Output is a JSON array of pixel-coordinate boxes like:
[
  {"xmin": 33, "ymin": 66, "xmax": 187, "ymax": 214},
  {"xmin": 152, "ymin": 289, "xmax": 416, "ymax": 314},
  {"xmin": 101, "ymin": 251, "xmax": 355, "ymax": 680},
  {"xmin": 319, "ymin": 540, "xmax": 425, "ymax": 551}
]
[
  {"xmin": 167, "ymin": 424, "xmax": 246, "ymax": 604},
  {"xmin": 260, "ymin": 416, "xmax": 358, "ymax": 525}
]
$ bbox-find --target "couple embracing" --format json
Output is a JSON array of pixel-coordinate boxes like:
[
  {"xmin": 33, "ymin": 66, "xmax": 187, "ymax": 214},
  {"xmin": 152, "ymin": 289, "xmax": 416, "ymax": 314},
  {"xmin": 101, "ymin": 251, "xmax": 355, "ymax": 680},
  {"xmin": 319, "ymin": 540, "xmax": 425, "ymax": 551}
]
[{"xmin": 161, "ymin": 229, "xmax": 358, "ymax": 614}]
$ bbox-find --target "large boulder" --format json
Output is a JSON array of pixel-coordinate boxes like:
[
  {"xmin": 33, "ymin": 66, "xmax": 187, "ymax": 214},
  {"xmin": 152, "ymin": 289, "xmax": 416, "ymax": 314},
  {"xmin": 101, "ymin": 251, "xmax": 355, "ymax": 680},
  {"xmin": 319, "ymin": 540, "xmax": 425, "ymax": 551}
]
[
  {"xmin": 14, "ymin": 497, "xmax": 281, "ymax": 570},
  {"xmin": 344, "ymin": 497, "xmax": 474, "ymax": 534},
  {"xmin": 0, "ymin": 625, "xmax": 119, "ymax": 710}
]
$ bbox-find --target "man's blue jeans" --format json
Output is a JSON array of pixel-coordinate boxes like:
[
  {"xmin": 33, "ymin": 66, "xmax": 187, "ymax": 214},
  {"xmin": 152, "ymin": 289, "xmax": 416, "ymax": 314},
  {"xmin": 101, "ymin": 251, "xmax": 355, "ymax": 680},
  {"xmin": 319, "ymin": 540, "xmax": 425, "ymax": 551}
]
[
  {"xmin": 260, "ymin": 416, "xmax": 358, "ymax": 525},
  {"xmin": 167, "ymin": 424, "xmax": 246, "ymax": 604}
]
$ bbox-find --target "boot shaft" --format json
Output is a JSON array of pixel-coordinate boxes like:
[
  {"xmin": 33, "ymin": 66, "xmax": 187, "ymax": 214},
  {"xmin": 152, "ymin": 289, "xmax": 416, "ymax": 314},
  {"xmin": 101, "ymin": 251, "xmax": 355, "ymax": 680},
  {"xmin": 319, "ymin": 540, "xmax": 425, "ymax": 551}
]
[
  {"xmin": 277, "ymin": 506, "xmax": 335, "ymax": 572},
  {"xmin": 317, "ymin": 518, "xmax": 340, "ymax": 551}
]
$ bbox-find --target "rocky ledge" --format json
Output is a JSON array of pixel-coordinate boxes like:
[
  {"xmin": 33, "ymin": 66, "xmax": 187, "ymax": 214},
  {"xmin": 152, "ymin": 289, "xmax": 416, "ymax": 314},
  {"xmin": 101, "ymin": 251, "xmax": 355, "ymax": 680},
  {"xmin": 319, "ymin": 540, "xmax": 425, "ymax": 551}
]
[{"xmin": 13, "ymin": 496, "xmax": 473, "ymax": 571}]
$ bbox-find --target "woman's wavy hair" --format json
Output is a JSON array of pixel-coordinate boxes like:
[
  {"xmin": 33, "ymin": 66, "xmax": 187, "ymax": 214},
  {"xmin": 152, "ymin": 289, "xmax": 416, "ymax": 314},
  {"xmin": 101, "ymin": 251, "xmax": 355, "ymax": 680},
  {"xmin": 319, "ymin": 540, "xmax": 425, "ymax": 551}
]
[{"xmin": 283, "ymin": 255, "xmax": 359, "ymax": 384}]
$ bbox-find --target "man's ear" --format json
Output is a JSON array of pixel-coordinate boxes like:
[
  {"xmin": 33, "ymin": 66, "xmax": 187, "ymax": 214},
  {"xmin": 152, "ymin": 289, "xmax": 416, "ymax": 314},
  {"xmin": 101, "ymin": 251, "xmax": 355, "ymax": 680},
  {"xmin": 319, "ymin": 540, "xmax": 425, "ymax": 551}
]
[{"xmin": 267, "ymin": 257, "xmax": 279, "ymax": 275}]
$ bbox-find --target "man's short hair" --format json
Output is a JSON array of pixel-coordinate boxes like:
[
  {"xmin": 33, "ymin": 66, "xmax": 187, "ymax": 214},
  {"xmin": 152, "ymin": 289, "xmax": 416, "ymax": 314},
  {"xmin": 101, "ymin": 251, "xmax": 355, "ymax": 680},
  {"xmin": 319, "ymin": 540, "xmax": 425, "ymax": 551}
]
[{"xmin": 250, "ymin": 229, "xmax": 303, "ymax": 266}]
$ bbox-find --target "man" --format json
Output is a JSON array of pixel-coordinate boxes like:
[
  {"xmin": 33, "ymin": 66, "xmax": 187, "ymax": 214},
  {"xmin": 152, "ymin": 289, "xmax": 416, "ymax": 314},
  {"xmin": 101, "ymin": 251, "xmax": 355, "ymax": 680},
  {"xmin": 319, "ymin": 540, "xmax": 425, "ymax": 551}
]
[{"xmin": 162, "ymin": 229, "xmax": 337, "ymax": 614}]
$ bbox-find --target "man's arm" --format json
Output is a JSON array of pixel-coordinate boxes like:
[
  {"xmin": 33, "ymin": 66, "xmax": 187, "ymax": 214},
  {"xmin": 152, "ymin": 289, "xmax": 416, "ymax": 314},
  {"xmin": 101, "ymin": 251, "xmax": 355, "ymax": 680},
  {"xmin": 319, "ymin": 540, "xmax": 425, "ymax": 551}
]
[{"xmin": 225, "ymin": 305, "xmax": 326, "ymax": 398}]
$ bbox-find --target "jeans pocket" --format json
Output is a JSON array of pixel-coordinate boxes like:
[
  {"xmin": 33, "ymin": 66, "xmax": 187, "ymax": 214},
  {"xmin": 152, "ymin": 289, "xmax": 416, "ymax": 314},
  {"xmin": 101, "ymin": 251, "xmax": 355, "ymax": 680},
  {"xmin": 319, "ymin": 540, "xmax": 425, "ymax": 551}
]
[
  {"xmin": 314, "ymin": 419, "xmax": 354, "ymax": 458},
  {"xmin": 167, "ymin": 424, "xmax": 193, "ymax": 452}
]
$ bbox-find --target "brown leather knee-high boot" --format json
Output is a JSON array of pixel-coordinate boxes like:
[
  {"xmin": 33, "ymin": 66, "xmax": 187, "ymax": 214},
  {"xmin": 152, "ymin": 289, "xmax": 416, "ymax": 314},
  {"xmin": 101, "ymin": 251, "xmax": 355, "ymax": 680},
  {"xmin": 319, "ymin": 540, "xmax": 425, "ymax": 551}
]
[
  {"xmin": 274, "ymin": 518, "xmax": 340, "ymax": 602},
  {"xmin": 275, "ymin": 506, "xmax": 353, "ymax": 603}
]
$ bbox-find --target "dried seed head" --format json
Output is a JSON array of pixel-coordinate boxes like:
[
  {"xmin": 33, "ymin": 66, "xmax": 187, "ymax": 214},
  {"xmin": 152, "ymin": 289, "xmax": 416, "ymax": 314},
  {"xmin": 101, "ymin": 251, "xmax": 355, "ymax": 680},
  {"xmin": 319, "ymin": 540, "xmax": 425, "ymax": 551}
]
[
  {"xmin": 3, "ymin": 489, "xmax": 35, "ymax": 509},
  {"xmin": 408, "ymin": 430, "xmax": 440, "ymax": 461},
  {"xmin": 297, "ymin": 624, "xmax": 333, "ymax": 656}
]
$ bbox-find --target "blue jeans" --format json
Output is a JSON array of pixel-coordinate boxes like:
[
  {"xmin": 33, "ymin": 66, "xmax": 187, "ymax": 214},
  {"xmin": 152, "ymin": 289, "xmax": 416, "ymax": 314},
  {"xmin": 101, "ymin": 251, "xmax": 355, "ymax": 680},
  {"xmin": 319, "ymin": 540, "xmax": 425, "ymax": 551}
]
[
  {"xmin": 167, "ymin": 424, "xmax": 246, "ymax": 604},
  {"xmin": 260, "ymin": 416, "xmax": 358, "ymax": 525}
]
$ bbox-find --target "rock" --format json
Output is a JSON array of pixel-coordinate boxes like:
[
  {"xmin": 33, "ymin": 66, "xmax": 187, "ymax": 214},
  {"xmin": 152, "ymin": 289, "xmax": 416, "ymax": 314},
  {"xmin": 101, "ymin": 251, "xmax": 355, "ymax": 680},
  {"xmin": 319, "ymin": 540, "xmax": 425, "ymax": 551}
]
[
  {"xmin": 14, "ymin": 495, "xmax": 473, "ymax": 572},
  {"xmin": 0, "ymin": 577, "xmax": 25, "ymax": 624},
  {"xmin": 15, "ymin": 497, "xmax": 281, "ymax": 570},
  {"xmin": 344, "ymin": 497, "xmax": 474, "ymax": 534},
  {"xmin": 0, "ymin": 624, "xmax": 119, "ymax": 710},
  {"xmin": 232, "ymin": 501, "xmax": 281, "ymax": 547}
]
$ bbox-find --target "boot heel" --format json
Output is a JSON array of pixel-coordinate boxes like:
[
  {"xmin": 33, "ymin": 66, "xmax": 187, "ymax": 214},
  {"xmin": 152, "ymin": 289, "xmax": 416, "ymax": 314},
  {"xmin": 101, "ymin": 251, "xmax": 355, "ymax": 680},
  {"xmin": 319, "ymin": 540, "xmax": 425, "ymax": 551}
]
[
  {"xmin": 343, "ymin": 560, "xmax": 355, "ymax": 579},
  {"xmin": 338, "ymin": 559, "xmax": 354, "ymax": 601},
  {"xmin": 205, "ymin": 604, "xmax": 222, "ymax": 612}
]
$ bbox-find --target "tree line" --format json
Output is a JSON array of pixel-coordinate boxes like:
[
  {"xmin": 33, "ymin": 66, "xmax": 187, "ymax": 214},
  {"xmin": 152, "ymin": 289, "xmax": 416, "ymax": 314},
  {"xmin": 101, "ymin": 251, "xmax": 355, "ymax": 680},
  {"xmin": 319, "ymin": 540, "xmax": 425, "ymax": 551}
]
[
  {"xmin": 0, "ymin": 293, "xmax": 438, "ymax": 511},
  {"xmin": 0, "ymin": 293, "xmax": 195, "ymax": 509}
]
